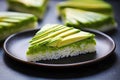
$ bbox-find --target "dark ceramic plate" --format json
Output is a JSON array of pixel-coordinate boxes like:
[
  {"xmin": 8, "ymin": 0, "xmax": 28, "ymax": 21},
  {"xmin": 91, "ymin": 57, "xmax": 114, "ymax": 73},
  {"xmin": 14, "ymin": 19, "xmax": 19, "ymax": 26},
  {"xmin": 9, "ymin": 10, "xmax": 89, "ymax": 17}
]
[{"xmin": 3, "ymin": 29, "xmax": 115, "ymax": 67}]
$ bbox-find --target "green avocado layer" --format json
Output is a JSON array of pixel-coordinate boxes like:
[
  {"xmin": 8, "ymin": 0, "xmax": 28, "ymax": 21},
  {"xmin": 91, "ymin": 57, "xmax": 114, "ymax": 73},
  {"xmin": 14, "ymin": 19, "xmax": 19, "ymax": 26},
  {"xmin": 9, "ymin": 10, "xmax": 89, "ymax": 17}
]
[
  {"xmin": 27, "ymin": 24, "xmax": 96, "ymax": 55},
  {"xmin": 57, "ymin": 0, "xmax": 113, "ymax": 16},
  {"xmin": 7, "ymin": 0, "xmax": 49, "ymax": 19},
  {"xmin": 27, "ymin": 37, "xmax": 96, "ymax": 55},
  {"xmin": 0, "ymin": 12, "xmax": 37, "ymax": 41},
  {"xmin": 62, "ymin": 8, "xmax": 116, "ymax": 31}
]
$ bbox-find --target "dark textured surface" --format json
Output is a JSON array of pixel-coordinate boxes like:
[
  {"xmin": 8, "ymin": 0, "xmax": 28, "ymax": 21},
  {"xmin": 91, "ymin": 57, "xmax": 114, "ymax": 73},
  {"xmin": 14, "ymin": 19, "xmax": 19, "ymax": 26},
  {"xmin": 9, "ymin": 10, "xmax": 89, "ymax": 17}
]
[{"xmin": 0, "ymin": 0, "xmax": 120, "ymax": 80}]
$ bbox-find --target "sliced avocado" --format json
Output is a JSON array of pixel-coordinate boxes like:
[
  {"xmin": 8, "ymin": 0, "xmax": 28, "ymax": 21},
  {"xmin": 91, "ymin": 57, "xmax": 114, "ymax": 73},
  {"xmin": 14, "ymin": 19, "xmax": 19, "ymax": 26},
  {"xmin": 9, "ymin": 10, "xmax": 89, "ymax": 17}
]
[
  {"xmin": 64, "ymin": 8, "xmax": 92, "ymax": 23},
  {"xmin": 31, "ymin": 26, "xmax": 73, "ymax": 45},
  {"xmin": 64, "ymin": 16, "xmax": 79, "ymax": 27},
  {"xmin": 0, "ymin": 12, "xmax": 37, "ymax": 41},
  {"xmin": 30, "ymin": 38, "xmax": 52, "ymax": 47},
  {"xmin": 30, "ymin": 28, "xmax": 80, "ymax": 46},
  {"xmin": 62, "ymin": 8, "xmax": 116, "ymax": 30},
  {"xmin": 0, "ymin": 22, "xmax": 14, "ymax": 26},
  {"xmin": 2, "ymin": 18, "xmax": 21, "ymax": 23},
  {"xmin": 48, "ymin": 28, "xmax": 80, "ymax": 46},
  {"xmin": 57, "ymin": 31, "xmax": 94, "ymax": 47},
  {"xmin": 30, "ymin": 24, "xmax": 65, "ymax": 42},
  {"xmin": 28, "ymin": 24, "xmax": 96, "ymax": 55},
  {"xmin": 7, "ymin": 0, "xmax": 49, "ymax": 19},
  {"xmin": 56, "ymin": 28, "xmax": 80, "ymax": 37},
  {"xmin": 37, "ymin": 24, "xmax": 60, "ymax": 33},
  {"xmin": 47, "ymin": 37, "xmax": 62, "ymax": 47},
  {"xmin": 57, "ymin": 0, "xmax": 113, "ymax": 16}
]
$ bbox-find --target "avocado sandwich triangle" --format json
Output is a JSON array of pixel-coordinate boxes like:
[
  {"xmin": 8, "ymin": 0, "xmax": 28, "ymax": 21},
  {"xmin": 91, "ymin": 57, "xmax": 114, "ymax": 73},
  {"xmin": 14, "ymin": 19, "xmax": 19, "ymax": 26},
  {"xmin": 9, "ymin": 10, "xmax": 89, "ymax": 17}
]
[
  {"xmin": 7, "ymin": 0, "xmax": 49, "ymax": 19},
  {"xmin": 0, "ymin": 12, "xmax": 37, "ymax": 41},
  {"xmin": 26, "ymin": 24, "xmax": 96, "ymax": 61},
  {"xmin": 61, "ymin": 8, "xmax": 117, "ymax": 31}
]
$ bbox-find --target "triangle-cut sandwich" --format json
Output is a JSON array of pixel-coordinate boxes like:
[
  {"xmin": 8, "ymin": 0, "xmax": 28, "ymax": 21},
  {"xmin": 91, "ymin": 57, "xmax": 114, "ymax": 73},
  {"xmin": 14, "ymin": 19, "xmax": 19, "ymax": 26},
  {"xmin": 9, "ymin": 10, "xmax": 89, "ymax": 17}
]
[
  {"xmin": 7, "ymin": 0, "xmax": 49, "ymax": 19},
  {"xmin": 62, "ymin": 8, "xmax": 117, "ymax": 31},
  {"xmin": 0, "ymin": 12, "xmax": 37, "ymax": 41},
  {"xmin": 26, "ymin": 24, "xmax": 96, "ymax": 62},
  {"xmin": 57, "ymin": 0, "xmax": 113, "ymax": 16}
]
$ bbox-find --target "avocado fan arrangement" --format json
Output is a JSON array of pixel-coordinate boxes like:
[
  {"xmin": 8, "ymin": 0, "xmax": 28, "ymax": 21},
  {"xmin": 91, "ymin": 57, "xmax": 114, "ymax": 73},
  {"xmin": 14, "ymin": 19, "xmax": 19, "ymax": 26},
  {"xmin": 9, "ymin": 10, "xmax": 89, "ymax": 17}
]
[
  {"xmin": 0, "ymin": 0, "xmax": 117, "ymax": 61},
  {"xmin": 27, "ymin": 24, "xmax": 96, "ymax": 61},
  {"xmin": 57, "ymin": 0, "xmax": 117, "ymax": 31}
]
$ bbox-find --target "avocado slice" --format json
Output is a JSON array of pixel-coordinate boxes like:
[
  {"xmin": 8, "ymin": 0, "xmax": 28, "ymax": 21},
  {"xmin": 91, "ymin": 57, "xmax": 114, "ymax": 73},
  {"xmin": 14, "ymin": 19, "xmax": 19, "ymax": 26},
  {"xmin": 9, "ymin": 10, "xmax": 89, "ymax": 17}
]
[{"xmin": 57, "ymin": 31, "xmax": 94, "ymax": 47}]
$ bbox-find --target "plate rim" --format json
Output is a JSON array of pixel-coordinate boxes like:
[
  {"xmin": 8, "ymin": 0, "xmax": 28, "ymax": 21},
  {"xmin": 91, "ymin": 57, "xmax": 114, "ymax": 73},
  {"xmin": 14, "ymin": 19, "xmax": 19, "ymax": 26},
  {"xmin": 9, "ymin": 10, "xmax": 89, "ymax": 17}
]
[{"xmin": 3, "ymin": 29, "xmax": 116, "ymax": 67}]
